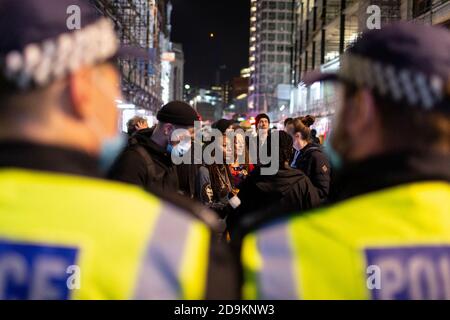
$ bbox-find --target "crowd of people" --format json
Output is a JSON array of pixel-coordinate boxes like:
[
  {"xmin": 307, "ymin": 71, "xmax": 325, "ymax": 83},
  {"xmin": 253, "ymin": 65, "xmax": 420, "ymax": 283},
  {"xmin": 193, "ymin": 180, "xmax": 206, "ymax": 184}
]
[
  {"xmin": 112, "ymin": 108, "xmax": 330, "ymax": 239},
  {"xmin": 0, "ymin": 0, "xmax": 449, "ymax": 300}
]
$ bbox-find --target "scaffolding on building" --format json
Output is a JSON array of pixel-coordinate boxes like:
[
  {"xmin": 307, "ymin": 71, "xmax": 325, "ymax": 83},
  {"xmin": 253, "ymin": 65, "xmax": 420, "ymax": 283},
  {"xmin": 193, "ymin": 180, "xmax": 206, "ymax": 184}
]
[{"xmin": 93, "ymin": 0, "xmax": 165, "ymax": 112}]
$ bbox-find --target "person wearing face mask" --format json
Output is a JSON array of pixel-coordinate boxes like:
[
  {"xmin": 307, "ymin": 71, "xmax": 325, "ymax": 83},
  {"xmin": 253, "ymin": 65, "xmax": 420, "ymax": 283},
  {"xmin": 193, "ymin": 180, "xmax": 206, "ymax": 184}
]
[
  {"xmin": 0, "ymin": 0, "xmax": 239, "ymax": 300},
  {"xmin": 289, "ymin": 115, "xmax": 331, "ymax": 202},
  {"xmin": 239, "ymin": 22, "xmax": 450, "ymax": 300},
  {"xmin": 109, "ymin": 100, "xmax": 200, "ymax": 193}
]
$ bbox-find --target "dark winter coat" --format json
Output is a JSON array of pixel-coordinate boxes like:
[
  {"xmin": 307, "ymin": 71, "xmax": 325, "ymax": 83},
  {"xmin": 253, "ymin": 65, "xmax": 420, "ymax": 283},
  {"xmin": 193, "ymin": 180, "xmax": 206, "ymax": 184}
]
[
  {"xmin": 227, "ymin": 166, "xmax": 321, "ymax": 235},
  {"xmin": 108, "ymin": 128, "xmax": 179, "ymax": 193},
  {"xmin": 291, "ymin": 143, "xmax": 331, "ymax": 201}
]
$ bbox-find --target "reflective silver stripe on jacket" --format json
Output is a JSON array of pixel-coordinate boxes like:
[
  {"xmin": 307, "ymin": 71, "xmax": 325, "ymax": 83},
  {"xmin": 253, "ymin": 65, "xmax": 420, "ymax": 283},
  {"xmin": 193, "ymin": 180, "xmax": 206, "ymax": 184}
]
[
  {"xmin": 133, "ymin": 202, "xmax": 193, "ymax": 299},
  {"xmin": 257, "ymin": 222, "xmax": 298, "ymax": 299}
]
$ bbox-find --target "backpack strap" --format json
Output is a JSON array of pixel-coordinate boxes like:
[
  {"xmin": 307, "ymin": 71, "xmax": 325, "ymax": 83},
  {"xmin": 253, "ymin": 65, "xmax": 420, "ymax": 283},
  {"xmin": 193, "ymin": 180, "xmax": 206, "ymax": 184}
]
[{"xmin": 132, "ymin": 145, "xmax": 155, "ymax": 182}]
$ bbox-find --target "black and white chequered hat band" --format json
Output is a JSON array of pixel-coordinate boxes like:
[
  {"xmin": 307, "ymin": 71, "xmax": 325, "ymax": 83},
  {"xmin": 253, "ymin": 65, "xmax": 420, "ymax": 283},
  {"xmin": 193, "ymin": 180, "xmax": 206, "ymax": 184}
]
[
  {"xmin": 340, "ymin": 54, "xmax": 447, "ymax": 110},
  {"xmin": 1, "ymin": 18, "xmax": 119, "ymax": 90}
]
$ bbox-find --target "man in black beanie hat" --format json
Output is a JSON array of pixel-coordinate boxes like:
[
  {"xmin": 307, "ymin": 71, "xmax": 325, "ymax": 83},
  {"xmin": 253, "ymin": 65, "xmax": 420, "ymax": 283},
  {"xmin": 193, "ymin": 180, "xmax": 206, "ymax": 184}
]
[{"xmin": 110, "ymin": 101, "xmax": 200, "ymax": 193}]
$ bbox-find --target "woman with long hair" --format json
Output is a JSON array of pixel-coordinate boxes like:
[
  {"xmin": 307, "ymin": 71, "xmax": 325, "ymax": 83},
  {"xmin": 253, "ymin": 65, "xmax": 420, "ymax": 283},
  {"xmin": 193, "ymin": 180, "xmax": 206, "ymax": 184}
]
[
  {"xmin": 229, "ymin": 127, "xmax": 255, "ymax": 187},
  {"xmin": 288, "ymin": 115, "xmax": 331, "ymax": 202},
  {"xmin": 196, "ymin": 120, "xmax": 237, "ymax": 219}
]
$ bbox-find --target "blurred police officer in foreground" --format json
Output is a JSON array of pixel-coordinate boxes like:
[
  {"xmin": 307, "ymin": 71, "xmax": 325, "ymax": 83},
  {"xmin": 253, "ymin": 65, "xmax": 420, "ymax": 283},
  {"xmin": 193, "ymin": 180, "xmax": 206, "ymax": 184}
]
[
  {"xmin": 0, "ymin": 0, "xmax": 237, "ymax": 300},
  {"xmin": 240, "ymin": 22, "xmax": 450, "ymax": 300}
]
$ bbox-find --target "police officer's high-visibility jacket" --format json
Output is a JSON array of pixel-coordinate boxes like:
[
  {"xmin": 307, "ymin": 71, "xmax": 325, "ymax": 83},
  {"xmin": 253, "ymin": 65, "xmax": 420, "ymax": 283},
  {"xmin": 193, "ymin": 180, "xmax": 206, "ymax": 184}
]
[
  {"xmin": 242, "ymin": 181, "xmax": 450, "ymax": 300},
  {"xmin": 0, "ymin": 168, "xmax": 212, "ymax": 300}
]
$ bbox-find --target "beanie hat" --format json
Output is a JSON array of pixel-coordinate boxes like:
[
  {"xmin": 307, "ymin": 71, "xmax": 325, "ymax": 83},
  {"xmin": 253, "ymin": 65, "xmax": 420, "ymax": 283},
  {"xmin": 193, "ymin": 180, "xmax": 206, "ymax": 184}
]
[{"xmin": 157, "ymin": 101, "xmax": 200, "ymax": 126}]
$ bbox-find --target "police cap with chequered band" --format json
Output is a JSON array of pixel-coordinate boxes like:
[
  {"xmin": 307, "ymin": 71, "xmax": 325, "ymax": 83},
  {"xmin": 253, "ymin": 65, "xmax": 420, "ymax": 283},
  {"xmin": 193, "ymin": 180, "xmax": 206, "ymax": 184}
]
[
  {"xmin": 0, "ymin": 0, "xmax": 147, "ymax": 91},
  {"xmin": 303, "ymin": 22, "xmax": 450, "ymax": 113}
]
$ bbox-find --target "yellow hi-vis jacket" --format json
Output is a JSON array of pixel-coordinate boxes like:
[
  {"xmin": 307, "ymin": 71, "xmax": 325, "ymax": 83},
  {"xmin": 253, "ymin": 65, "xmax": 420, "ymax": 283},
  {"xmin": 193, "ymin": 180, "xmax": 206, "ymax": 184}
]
[
  {"xmin": 242, "ymin": 182, "xmax": 450, "ymax": 300},
  {"xmin": 0, "ymin": 169, "xmax": 210, "ymax": 300}
]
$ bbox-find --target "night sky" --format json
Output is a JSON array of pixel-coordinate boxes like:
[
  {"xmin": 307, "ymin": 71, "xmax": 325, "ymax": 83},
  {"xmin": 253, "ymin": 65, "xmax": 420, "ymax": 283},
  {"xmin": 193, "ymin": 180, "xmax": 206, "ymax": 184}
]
[{"xmin": 171, "ymin": 0, "xmax": 250, "ymax": 88}]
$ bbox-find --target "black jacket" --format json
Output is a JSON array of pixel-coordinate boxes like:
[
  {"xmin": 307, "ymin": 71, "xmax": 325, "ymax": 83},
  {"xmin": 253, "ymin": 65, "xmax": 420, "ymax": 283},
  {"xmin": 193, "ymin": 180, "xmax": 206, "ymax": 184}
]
[
  {"xmin": 292, "ymin": 143, "xmax": 331, "ymax": 201},
  {"xmin": 228, "ymin": 166, "xmax": 321, "ymax": 235},
  {"xmin": 108, "ymin": 128, "xmax": 179, "ymax": 193}
]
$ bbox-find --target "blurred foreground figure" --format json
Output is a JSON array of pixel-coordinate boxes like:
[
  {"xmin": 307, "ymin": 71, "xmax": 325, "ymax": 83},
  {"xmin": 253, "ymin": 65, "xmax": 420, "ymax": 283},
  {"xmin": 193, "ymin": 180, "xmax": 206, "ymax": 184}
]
[
  {"xmin": 0, "ymin": 0, "xmax": 236, "ymax": 300},
  {"xmin": 240, "ymin": 22, "xmax": 450, "ymax": 300}
]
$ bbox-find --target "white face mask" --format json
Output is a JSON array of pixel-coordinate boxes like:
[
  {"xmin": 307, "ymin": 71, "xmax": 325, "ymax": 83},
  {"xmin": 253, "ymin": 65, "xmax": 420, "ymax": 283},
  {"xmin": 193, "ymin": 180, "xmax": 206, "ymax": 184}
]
[
  {"xmin": 173, "ymin": 138, "xmax": 192, "ymax": 157},
  {"xmin": 167, "ymin": 126, "xmax": 192, "ymax": 157}
]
